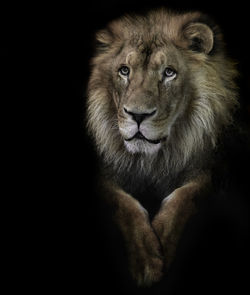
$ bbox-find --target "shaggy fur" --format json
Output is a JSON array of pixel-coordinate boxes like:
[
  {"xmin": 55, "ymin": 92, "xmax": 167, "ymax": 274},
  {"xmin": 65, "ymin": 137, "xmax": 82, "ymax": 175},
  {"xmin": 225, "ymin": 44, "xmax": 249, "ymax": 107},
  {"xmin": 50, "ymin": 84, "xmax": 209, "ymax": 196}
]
[
  {"xmin": 87, "ymin": 9, "xmax": 238, "ymax": 183},
  {"xmin": 86, "ymin": 8, "xmax": 239, "ymax": 286}
]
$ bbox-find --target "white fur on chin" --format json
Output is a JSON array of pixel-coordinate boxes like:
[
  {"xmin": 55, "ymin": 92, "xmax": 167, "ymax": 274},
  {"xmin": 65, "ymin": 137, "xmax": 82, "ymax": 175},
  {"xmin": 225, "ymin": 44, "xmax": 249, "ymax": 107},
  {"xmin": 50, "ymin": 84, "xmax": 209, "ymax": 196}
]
[{"xmin": 124, "ymin": 139, "xmax": 161, "ymax": 154}]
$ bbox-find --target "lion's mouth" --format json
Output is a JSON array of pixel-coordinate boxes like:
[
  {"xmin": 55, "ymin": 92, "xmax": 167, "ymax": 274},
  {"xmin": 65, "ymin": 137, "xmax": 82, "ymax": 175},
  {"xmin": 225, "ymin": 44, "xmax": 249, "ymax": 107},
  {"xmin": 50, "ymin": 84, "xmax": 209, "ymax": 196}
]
[{"xmin": 124, "ymin": 132, "xmax": 164, "ymax": 144}]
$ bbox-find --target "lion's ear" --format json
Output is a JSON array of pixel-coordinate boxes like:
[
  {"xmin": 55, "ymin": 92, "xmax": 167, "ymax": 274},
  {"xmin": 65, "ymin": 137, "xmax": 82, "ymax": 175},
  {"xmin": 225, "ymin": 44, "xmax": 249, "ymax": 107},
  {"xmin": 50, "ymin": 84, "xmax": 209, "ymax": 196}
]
[
  {"xmin": 183, "ymin": 22, "xmax": 214, "ymax": 54},
  {"xmin": 95, "ymin": 29, "xmax": 113, "ymax": 50}
]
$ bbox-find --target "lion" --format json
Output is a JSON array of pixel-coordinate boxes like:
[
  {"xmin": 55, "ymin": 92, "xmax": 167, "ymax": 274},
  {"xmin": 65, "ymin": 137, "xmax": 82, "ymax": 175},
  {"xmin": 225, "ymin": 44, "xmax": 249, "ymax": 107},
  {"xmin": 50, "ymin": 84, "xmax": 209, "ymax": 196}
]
[{"xmin": 86, "ymin": 8, "xmax": 238, "ymax": 287}]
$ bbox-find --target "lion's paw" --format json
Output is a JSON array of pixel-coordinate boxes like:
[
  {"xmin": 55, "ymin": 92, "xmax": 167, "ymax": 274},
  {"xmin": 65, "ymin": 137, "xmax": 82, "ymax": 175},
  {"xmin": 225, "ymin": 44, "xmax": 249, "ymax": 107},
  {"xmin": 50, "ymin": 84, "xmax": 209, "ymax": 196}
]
[
  {"xmin": 130, "ymin": 255, "xmax": 163, "ymax": 287},
  {"xmin": 127, "ymin": 226, "xmax": 164, "ymax": 287}
]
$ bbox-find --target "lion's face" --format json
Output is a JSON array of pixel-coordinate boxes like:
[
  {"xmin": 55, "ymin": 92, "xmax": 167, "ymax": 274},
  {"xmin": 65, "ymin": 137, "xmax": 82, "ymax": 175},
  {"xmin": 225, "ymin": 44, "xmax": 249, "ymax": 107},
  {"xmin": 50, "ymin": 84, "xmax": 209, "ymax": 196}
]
[
  {"xmin": 87, "ymin": 9, "xmax": 238, "ymax": 168},
  {"xmin": 113, "ymin": 43, "xmax": 191, "ymax": 154}
]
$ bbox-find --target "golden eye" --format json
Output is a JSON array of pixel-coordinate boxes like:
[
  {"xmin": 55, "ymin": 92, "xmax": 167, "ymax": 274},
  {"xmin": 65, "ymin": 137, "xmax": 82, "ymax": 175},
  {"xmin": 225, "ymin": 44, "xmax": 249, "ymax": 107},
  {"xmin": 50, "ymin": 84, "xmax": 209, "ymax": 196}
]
[{"xmin": 119, "ymin": 66, "xmax": 130, "ymax": 76}]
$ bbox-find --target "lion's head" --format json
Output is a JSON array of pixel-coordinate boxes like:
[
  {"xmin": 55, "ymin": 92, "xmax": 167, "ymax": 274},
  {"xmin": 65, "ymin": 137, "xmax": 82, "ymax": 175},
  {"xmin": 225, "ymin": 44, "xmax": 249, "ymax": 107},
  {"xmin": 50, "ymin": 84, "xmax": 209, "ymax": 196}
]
[{"xmin": 87, "ymin": 9, "xmax": 238, "ymax": 176}]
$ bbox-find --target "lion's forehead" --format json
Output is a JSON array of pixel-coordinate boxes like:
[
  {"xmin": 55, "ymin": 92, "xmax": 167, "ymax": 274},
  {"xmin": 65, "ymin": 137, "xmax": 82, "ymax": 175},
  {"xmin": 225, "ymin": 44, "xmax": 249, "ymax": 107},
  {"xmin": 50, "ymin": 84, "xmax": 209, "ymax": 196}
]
[{"xmin": 118, "ymin": 42, "xmax": 181, "ymax": 71}]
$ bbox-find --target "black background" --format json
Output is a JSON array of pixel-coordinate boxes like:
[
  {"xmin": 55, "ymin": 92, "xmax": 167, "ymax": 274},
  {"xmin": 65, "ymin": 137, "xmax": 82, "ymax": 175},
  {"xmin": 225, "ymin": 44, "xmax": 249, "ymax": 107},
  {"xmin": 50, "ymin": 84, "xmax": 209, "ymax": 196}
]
[
  {"xmin": 2, "ymin": 0, "xmax": 249, "ymax": 293},
  {"xmin": 74, "ymin": 1, "xmax": 250, "ymax": 294}
]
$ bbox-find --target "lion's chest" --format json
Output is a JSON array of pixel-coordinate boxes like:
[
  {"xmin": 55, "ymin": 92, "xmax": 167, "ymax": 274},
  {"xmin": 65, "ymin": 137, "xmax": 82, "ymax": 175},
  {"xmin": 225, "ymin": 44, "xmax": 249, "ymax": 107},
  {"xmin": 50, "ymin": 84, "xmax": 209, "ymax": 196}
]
[{"xmin": 119, "ymin": 175, "xmax": 177, "ymax": 220}]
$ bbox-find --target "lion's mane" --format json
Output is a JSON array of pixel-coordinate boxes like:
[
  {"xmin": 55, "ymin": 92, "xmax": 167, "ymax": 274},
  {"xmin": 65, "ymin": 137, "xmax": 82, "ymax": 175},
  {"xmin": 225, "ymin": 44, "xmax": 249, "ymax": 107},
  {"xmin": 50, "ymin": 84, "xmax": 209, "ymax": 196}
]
[{"xmin": 86, "ymin": 9, "xmax": 238, "ymax": 183}]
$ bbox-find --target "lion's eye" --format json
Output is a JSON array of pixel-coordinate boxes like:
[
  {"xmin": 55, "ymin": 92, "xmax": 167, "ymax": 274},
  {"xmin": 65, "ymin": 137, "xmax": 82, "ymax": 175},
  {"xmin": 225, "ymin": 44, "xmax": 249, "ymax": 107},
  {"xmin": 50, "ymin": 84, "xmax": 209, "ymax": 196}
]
[
  {"xmin": 164, "ymin": 67, "xmax": 176, "ymax": 78},
  {"xmin": 119, "ymin": 66, "xmax": 130, "ymax": 76}
]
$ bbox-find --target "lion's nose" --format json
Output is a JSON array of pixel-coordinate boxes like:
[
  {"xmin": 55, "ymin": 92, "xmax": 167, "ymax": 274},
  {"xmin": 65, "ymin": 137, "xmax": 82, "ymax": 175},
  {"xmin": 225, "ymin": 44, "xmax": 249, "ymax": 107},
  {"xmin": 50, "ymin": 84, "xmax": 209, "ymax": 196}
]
[{"xmin": 124, "ymin": 107, "xmax": 156, "ymax": 126}]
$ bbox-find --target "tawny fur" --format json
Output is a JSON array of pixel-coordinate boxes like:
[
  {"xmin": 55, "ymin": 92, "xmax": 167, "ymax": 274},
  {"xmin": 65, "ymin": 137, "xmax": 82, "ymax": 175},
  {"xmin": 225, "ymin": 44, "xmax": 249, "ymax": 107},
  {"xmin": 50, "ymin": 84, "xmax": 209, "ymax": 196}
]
[
  {"xmin": 87, "ymin": 9, "xmax": 238, "ymax": 180},
  {"xmin": 86, "ymin": 8, "xmax": 239, "ymax": 286}
]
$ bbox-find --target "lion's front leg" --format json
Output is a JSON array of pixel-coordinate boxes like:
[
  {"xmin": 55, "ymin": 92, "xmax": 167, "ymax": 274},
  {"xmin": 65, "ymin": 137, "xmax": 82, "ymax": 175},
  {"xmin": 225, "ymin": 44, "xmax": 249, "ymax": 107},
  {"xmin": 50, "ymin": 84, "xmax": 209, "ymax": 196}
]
[
  {"xmin": 152, "ymin": 176, "xmax": 209, "ymax": 270},
  {"xmin": 103, "ymin": 183, "xmax": 164, "ymax": 287}
]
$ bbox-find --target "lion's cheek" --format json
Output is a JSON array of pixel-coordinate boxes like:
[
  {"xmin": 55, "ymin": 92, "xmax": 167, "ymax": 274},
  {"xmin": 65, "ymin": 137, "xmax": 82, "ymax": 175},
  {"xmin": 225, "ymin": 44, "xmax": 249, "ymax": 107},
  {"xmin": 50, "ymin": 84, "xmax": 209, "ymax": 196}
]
[
  {"xmin": 118, "ymin": 121, "xmax": 138, "ymax": 140},
  {"xmin": 139, "ymin": 125, "xmax": 166, "ymax": 141}
]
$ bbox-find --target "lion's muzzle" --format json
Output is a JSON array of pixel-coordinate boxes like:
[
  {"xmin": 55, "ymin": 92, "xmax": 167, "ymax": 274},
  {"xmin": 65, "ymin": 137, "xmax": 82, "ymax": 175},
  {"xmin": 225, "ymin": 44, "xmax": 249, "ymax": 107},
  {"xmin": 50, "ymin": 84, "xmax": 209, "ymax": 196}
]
[{"xmin": 123, "ymin": 107, "xmax": 157, "ymax": 127}]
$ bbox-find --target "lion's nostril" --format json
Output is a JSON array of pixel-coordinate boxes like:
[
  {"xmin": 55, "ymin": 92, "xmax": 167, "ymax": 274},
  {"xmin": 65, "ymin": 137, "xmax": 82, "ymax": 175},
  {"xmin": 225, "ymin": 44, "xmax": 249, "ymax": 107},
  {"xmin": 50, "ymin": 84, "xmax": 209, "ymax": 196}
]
[
  {"xmin": 124, "ymin": 107, "xmax": 156, "ymax": 126},
  {"xmin": 123, "ymin": 107, "xmax": 129, "ymax": 114},
  {"xmin": 132, "ymin": 113, "xmax": 148, "ymax": 125}
]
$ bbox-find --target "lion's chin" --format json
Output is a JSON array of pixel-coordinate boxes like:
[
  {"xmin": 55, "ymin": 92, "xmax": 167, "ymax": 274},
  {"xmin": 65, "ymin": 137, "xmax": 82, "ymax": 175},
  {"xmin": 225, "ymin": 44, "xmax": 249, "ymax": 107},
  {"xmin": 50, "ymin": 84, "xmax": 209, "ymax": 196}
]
[{"xmin": 124, "ymin": 139, "xmax": 161, "ymax": 155}]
